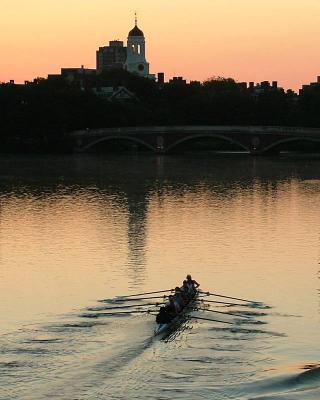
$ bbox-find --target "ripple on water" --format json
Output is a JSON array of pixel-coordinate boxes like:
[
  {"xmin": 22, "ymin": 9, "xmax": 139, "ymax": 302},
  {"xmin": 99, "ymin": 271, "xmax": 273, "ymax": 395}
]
[{"xmin": 208, "ymin": 326, "xmax": 286, "ymax": 338}]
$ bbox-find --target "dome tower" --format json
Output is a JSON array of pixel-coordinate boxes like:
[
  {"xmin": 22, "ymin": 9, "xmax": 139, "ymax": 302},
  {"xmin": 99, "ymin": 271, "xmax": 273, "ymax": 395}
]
[{"xmin": 125, "ymin": 15, "xmax": 150, "ymax": 77}]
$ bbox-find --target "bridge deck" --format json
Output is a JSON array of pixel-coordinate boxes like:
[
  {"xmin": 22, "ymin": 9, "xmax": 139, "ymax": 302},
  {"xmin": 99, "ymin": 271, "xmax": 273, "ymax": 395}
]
[{"xmin": 70, "ymin": 125, "xmax": 320, "ymax": 138}]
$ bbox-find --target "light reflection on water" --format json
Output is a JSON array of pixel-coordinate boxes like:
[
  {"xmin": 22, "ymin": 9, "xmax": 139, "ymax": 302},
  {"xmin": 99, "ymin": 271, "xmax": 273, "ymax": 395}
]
[{"xmin": 0, "ymin": 154, "xmax": 319, "ymax": 399}]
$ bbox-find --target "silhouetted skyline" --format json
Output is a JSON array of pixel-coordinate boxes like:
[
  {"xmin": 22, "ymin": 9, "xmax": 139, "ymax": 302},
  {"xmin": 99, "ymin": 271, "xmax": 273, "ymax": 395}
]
[{"xmin": 2, "ymin": 1, "xmax": 320, "ymax": 90}]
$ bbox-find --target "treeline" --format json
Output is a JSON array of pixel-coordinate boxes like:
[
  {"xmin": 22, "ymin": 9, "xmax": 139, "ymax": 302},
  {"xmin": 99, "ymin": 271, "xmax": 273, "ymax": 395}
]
[{"xmin": 1, "ymin": 69, "xmax": 320, "ymax": 152}]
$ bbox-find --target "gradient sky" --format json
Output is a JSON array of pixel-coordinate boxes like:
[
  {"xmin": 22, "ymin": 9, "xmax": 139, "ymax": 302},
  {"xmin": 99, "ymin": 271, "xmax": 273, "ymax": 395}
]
[{"xmin": 1, "ymin": 0, "xmax": 320, "ymax": 89}]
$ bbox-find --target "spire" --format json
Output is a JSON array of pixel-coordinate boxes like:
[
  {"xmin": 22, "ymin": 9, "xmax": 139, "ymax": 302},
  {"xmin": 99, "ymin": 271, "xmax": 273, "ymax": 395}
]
[{"xmin": 128, "ymin": 13, "xmax": 144, "ymax": 37}]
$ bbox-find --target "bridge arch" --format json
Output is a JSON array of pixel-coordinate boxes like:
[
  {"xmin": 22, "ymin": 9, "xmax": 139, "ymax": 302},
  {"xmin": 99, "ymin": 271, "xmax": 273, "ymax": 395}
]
[
  {"xmin": 259, "ymin": 136, "xmax": 320, "ymax": 154},
  {"xmin": 79, "ymin": 135, "xmax": 157, "ymax": 152},
  {"xmin": 165, "ymin": 133, "xmax": 250, "ymax": 153}
]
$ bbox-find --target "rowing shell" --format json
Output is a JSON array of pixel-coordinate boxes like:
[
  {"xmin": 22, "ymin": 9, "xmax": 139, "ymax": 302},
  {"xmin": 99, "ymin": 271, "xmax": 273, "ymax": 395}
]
[{"xmin": 154, "ymin": 291, "xmax": 199, "ymax": 336}]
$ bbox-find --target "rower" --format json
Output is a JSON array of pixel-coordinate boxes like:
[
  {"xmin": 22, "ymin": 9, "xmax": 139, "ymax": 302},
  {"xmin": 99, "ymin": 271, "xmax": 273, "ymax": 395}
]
[
  {"xmin": 161, "ymin": 295, "xmax": 176, "ymax": 320},
  {"xmin": 186, "ymin": 274, "xmax": 200, "ymax": 295},
  {"xmin": 168, "ymin": 294, "xmax": 182, "ymax": 314},
  {"xmin": 182, "ymin": 280, "xmax": 192, "ymax": 298},
  {"xmin": 156, "ymin": 306, "xmax": 172, "ymax": 324},
  {"xmin": 174, "ymin": 287, "xmax": 187, "ymax": 307}
]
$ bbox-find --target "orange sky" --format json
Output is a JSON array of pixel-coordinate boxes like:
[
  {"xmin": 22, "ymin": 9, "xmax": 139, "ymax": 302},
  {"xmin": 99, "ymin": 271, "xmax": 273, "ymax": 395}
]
[{"xmin": 1, "ymin": 0, "xmax": 320, "ymax": 90}]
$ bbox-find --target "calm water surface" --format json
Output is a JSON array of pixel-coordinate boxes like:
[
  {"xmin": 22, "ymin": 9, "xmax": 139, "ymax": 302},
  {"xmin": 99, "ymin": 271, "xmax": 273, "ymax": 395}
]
[{"xmin": 0, "ymin": 154, "xmax": 319, "ymax": 399}]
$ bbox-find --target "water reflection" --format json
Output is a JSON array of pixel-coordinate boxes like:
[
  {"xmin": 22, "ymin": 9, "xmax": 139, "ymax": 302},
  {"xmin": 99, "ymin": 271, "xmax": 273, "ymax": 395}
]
[
  {"xmin": 0, "ymin": 154, "xmax": 320, "ymax": 297},
  {"xmin": 125, "ymin": 187, "xmax": 149, "ymax": 288}
]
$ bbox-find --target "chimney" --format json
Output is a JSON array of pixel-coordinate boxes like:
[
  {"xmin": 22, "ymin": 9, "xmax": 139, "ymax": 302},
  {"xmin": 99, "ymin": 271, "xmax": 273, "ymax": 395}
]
[
  {"xmin": 158, "ymin": 72, "xmax": 165, "ymax": 84},
  {"xmin": 272, "ymin": 81, "xmax": 278, "ymax": 89},
  {"xmin": 317, "ymin": 76, "xmax": 320, "ymax": 84},
  {"xmin": 249, "ymin": 82, "xmax": 254, "ymax": 89}
]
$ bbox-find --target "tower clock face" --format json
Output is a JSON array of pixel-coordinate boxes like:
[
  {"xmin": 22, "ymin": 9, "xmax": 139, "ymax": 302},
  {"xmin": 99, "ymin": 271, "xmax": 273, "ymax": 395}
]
[{"xmin": 138, "ymin": 64, "xmax": 145, "ymax": 71}]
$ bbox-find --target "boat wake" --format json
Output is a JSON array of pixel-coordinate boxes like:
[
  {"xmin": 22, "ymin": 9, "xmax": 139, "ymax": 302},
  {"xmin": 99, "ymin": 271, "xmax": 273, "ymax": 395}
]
[
  {"xmin": 231, "ymin": 364, "xmax": 320, "ymax": 400},
  {"xmin": 0, "ymin": 308, "xmax": 157, "ymax": 400}
]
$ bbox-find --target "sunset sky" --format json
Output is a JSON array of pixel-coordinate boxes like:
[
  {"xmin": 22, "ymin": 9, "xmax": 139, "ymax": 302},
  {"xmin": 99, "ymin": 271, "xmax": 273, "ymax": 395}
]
[{"xmin": 1, "ymin": 0, "xmax": 320, "ymax": 90}]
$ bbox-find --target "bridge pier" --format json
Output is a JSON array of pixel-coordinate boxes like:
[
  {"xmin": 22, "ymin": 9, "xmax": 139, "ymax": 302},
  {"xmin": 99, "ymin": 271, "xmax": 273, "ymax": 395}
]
[{"xmin": 155, "ymin": 136, "xmax": 165, "ymax": 154}]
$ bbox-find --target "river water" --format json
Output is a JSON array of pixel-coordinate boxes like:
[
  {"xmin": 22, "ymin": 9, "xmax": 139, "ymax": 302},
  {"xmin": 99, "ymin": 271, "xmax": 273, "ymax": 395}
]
[{"xmin": 0, "ymin": 154, "xmax": 319, "ymax": 400}]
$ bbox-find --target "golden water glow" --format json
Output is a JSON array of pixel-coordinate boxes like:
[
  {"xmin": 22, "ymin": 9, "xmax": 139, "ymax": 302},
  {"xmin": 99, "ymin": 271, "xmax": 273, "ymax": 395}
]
[
  {"xmin": 1, "ymin": 0, "xmax": 320, "ymax": 89},
  {"xmin": 0, "ymin": 156, "xmax": 319, "ymax": 335}
]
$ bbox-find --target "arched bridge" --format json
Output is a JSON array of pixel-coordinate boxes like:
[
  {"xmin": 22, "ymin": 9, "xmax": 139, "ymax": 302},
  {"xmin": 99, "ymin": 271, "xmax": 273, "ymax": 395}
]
[{"xmin": 69, "ymin": 126, "xmax": 320, "ymax": 154}]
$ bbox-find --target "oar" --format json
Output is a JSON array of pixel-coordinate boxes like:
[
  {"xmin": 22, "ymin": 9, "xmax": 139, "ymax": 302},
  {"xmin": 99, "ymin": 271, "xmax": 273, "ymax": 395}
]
[
  {"xmin": 195, "ymin": 308, "xmax": 252, "ymax": 319},
  {"xmin": 190, "ymin": 316, "xmax": 234, "ymax": 324},
  {"xmin": 200, "ymin": 299, "xmax": 249, "ymax": 307},
  {"xmin": 100, "ymin": 295, "xmax": 168, "ymax": 303},
  {"xmin": 87, "ymin": 302, "xmax": 163, "ymax": 311},
  {"xmin": 82, "ymin": 309, "xmax": 159, "ymax": 318},
  {"xmin": 200, "ymin": 291, "xmax": 261, "ymax": 304},
  {"xmin": 117, "ymin": 289, "xmax": 173, "ymax": 298}
]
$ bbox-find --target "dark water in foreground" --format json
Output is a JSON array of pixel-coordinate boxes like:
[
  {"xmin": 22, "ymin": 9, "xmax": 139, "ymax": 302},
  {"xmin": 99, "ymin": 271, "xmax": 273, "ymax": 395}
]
[{"xmin": 0, "ymin": 154, "xmax": 319, "ymax": 399}]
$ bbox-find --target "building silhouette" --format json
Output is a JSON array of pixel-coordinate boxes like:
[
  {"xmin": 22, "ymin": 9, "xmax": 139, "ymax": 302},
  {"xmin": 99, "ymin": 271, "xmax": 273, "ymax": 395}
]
[
  {"xmin": 300, "ymin": 76, "xmax": 320, "ymax": 94},
  {"xmin": 96, "ymin": 41, "xmax": 127, "ymax": 73},
  {"xmin": 96, "ymin": 16, "xmax": 155, "ymax": 79}
]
